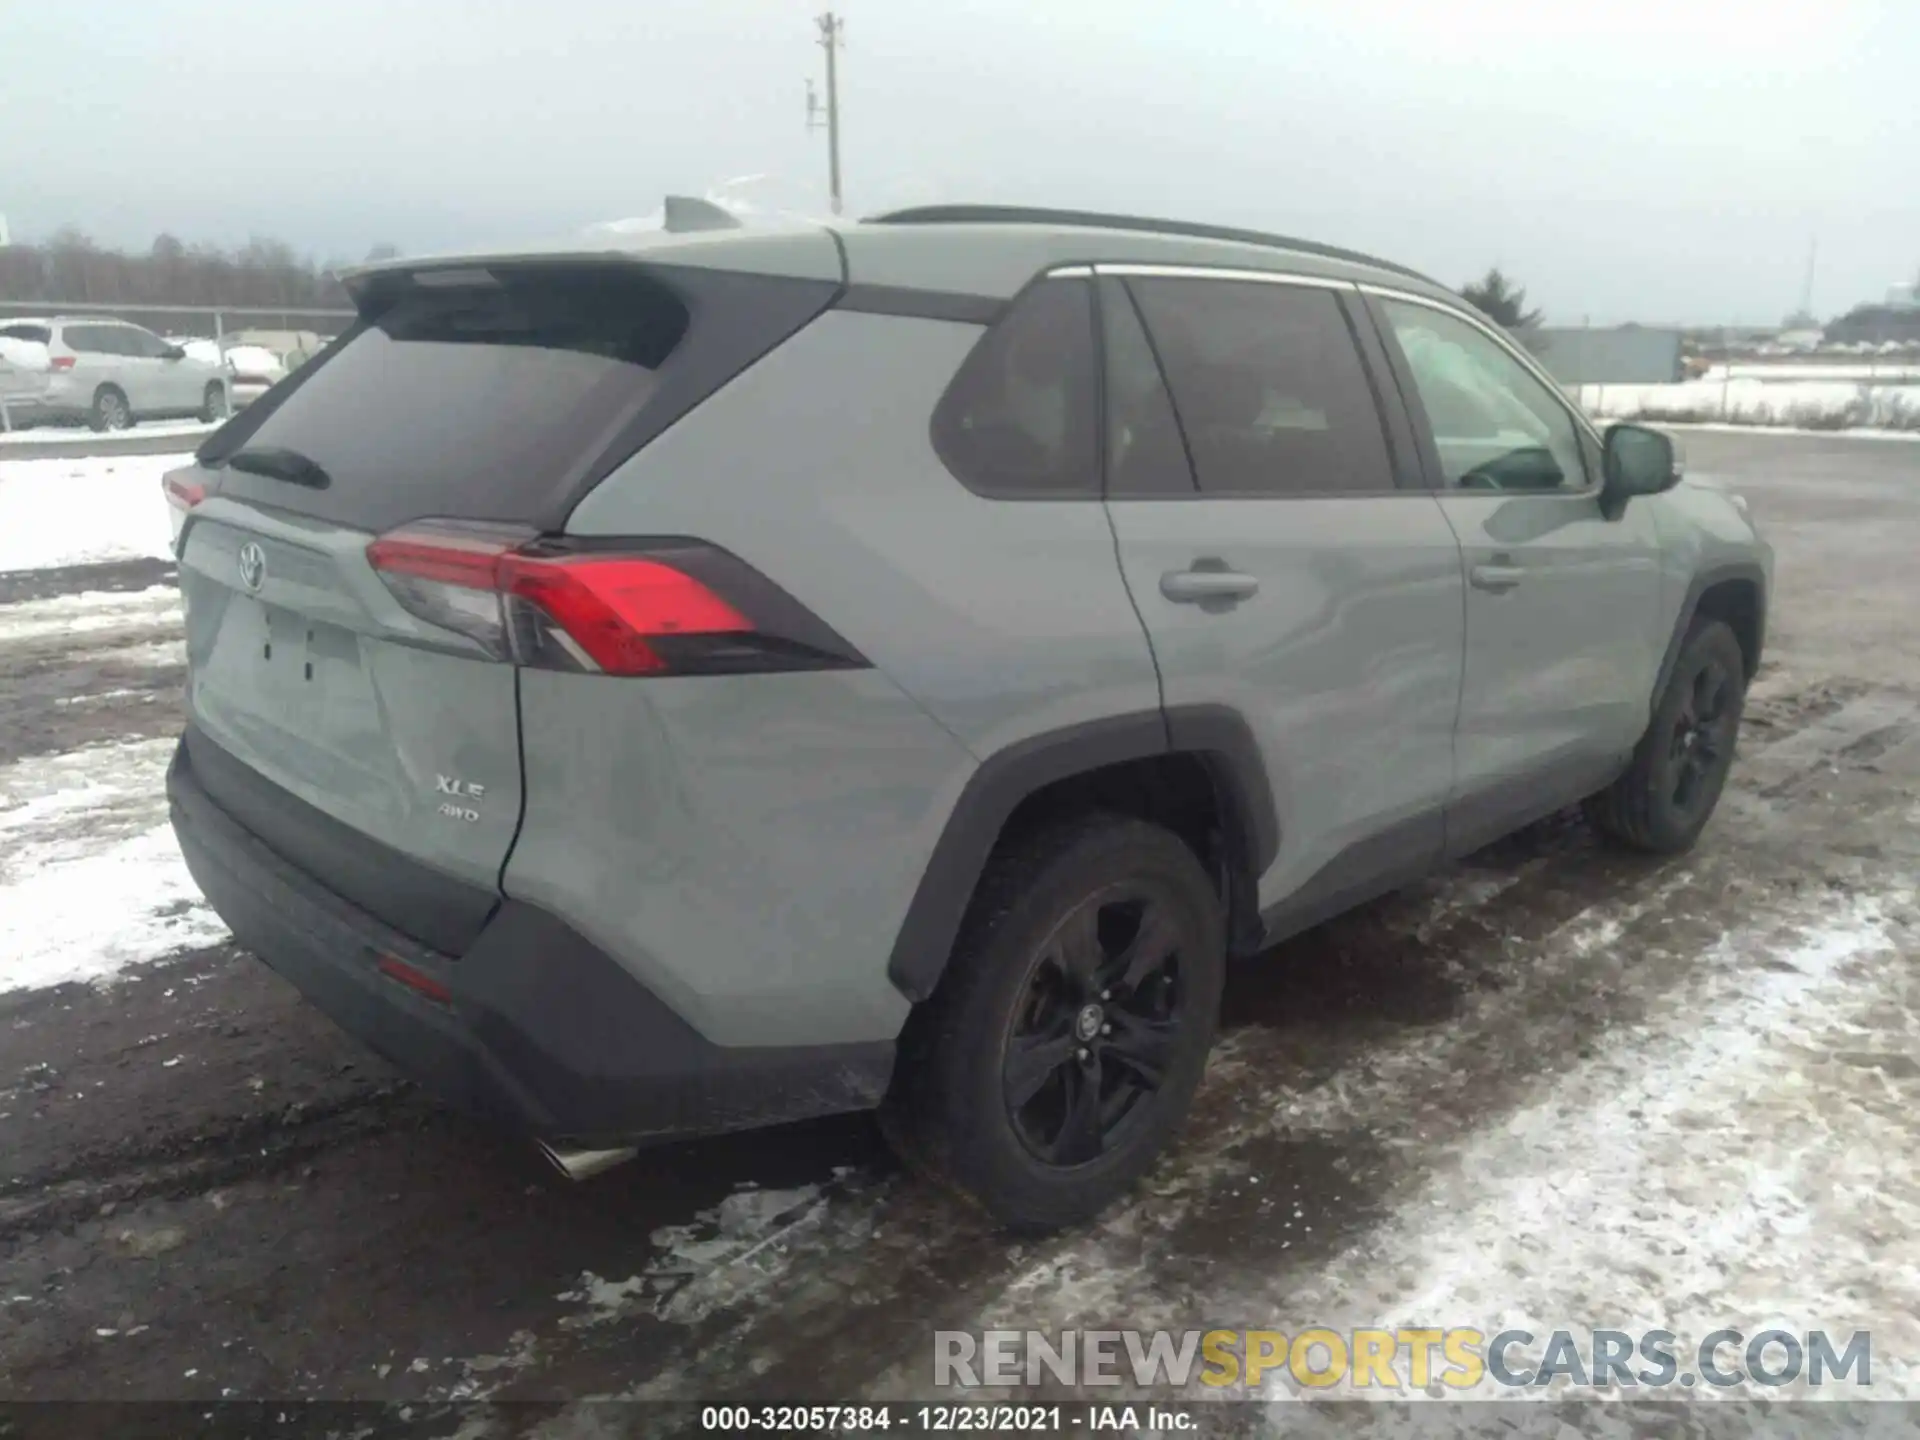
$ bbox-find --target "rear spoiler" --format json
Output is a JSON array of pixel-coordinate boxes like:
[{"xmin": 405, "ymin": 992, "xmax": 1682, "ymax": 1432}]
[{"xmin": 329, "ymin": 193, "xmax": 850, "ymax": 324}]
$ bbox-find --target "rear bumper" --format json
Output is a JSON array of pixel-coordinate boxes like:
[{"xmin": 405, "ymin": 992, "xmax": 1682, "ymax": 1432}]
[{"xmin": 167, "ymin": 736, "xmax": 894, "ymax": 1147}]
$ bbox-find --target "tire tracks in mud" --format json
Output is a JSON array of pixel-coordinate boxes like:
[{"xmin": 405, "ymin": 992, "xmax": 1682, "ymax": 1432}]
[
  {"xmin": 0, "ymin": 1086, "xmax": 416, "ymax": 1241},
  {"xmin": 0, "ymin": 560, "xmax": 185, "ymax": 766},
  {"xmin": 0, "ymin": 557, "xmax": 177, "ymax": 607},
  {"xmin": 0, "ymin": 945, "xmax": 413, "ymax": 1243}
]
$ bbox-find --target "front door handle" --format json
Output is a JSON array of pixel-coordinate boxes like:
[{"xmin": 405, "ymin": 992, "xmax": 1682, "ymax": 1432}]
[
  {"xmin": 1161, "ymin": 566, "xmax": 1260, "ymax": 604},
  {"xmin": 1469, "ymin": 561, "xmax": 1525, "ymax": 593}
]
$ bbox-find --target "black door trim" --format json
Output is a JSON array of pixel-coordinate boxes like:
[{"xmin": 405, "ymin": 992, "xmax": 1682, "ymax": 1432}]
[
  {"xmin": 1442, "ymin": 744, "xmax": 1629, "ymax": 862},
  {"xmin": 1252, "ymin": 744, "xmax": 1628, "ymax": 952},
  {"xmin": 1255, "ymin": 806, "xmax": 1445, "ymax": 950}
]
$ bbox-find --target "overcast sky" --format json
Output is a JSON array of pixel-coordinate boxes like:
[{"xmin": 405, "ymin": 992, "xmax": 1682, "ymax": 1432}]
[{"xmin": 3, "ymin": 0, "xmax": 1915, "ymax": 323}]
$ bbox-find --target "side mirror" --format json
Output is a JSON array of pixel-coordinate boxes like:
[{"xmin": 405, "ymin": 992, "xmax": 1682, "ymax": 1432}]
[
  {"xmin": 1600, "ymin": 423, "xmax": 1680, "ymax": 519},
  {"xmin": 162, "ymin": 345, "xmax": 186, "ymax": 361}
]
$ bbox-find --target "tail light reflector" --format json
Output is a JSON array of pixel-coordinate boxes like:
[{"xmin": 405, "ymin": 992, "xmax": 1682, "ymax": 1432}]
[
  {"xmin": 375, "ymin": 953, "xmax": 452, "ymax": 1005},
  {"xmin": 366, "ymin": 523, "xmax": 865, "ymax": 677},
  {"xmin": 49, "ymin": 355, "xmax": 75, "ymax": 372},
  {"xmin": 163, "ymin": 472, "xmax": 206, "ymax": 551},
  {"xmin": 163, "ymin": 474, "xmax": 206, "ymax": 512}
]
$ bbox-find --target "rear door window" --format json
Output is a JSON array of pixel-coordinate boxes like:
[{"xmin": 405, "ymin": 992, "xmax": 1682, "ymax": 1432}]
[
  {"xmin": 930, "ymin": 278, "xmax": 1099, "ymax": 498},
  {"xmin": 98, "ymin": 327, "xmax": 147, "ymax": 357},
  {"xmin": 63, "ymin": 324, "xmax": 118, "ymax": 355},
  {"xmin": 197, "ymin": 262, "xmax": 835, "ymax": 533},
  {"xmin": 0, "ymin": 324, "xmax": 52, "ymax": 345},
  {"xmin": 1125, "ymin": 277, "xmax": 1397, "ymax": 497}
]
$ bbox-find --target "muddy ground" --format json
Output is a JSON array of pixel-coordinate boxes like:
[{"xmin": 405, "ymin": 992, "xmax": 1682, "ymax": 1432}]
[{"xmin": 1, "ymin": 430, "xmax": 1916, "ymax": 1430}]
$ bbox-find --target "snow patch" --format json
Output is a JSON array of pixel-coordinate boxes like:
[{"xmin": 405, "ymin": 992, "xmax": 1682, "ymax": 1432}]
[
  {"xmin": 0, "ymin": 585, "xmax": 182, "ymax": 645},
  {"xmin": 1580, "ymin": 378, "xmax": 1920, "ymax": 432},
  {"xmin": 557, "ymin": 1183, "xmax": 835, "ymax": 1331},
  {"xmin": 0, "ymin": 452, "xmax": 192, "ymax": 570},
  {"xmin": 1650, "ymin": 420, "xmax": 1920, "ymax": 444},
  {"xmin": 0, "ymin": 420, "xmax": 214, "ymax": 448},
  {"xmin": 0, "ymin": 736, "xmax": 225, "ymax": 993},
  {"xmin": 1254, "ymin": 890, "xmax": 1917, "ymax": 1399},
  {"xmin": 0, "ymin": 823, "xmax": 228, "ymax": 992}
]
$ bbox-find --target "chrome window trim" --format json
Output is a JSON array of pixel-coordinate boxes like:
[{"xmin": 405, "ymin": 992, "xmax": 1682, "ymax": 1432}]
[{"xmin": 1091, "ymin": 262, "xmax": 1355, "ymax": 291}]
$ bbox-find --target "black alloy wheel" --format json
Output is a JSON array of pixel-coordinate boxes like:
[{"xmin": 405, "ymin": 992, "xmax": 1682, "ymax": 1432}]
[{"xmin": 1003, "ymin": 885, "xmax": 1187, "ymax": 1168}]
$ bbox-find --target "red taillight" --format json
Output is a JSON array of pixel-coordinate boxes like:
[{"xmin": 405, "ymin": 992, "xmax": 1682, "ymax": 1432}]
[
  {"xmin": 500, "ymin": 556, "xmax": 750, "ymax": 675},
  {"xmin": 49, "ymin": 355, "xmax": 75, "ymax": 372},
  {"xmin": 163, "ymin": 474, "xmax": 206, "ymax": 511},
  {"xmin": 365, "ymin": 531, "xmax": 510, "ymax": 590},
  {"xmin": 365, "ymin": 523, "xmax": 863, "ymax": 677}
]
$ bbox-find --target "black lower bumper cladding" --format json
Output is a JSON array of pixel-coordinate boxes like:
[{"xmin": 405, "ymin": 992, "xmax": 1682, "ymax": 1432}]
[{"xmin": 167, "ymin": 732, "xmax": 894, "ymax": 1147}]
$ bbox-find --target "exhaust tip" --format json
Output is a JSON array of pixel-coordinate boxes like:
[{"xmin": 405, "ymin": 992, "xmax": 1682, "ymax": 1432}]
[{"xmin": 538, "ymin": 1141, "xmax": 638, "ymax": 1182}]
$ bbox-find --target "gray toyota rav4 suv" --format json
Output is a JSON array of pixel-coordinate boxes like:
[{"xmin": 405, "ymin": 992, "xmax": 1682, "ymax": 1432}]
[{"xmin": 165, "ymin": 204, "xmax": 1771, "ymax": 1230}]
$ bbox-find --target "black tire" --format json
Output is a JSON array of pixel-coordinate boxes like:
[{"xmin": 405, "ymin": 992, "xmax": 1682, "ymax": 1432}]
[
  {"xmin": 200, "ymin": 382, "xmax": 229, "ymax": 424},
  {"xmin": 91, "ymin": 385, "xmax": 132, "ymax": 432},
  {"xmin": 882, "ymin": 813, "xmax": 1225, "ymax": 1232},
  {"xmin": 1586, "ymin": 618, "xmax": 1747, "ymax": 853}
]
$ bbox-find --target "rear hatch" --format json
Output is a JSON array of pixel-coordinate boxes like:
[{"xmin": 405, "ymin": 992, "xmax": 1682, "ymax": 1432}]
[
  {"xmin": 0, "ymin": 327, "xmax": 53, "ymax": 411},
  {"xmin": 170, "ymin": 249, "xmax": 841, "ymax": 953}
]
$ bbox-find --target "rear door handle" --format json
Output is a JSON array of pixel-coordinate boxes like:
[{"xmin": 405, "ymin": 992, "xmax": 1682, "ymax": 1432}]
[
  {"xmin": 1160, "ymin": 567, "xmax": 1260, "ymax": 604},
  {"xmin": 1469, "ymin": 561, "xmax": 1525, "ymax": 593}
]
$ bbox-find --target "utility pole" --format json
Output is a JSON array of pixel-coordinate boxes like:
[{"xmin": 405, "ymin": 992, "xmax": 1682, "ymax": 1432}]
[
  {"xmin": 1798, "ymin": 236, "xmax": 1818, "ymax": 320},
  {"xmin": 807, "ymin": 12, "xmax": 845, "ymax": 215}
]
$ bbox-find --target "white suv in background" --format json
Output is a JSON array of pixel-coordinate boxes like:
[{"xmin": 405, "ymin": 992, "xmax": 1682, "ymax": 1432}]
[{"xmin": 0, "ymin": 317, "xmax": 229, "ymax": 430}]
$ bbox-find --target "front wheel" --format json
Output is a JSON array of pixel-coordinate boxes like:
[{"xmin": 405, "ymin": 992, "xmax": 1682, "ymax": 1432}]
[
  {"xmin": 1586, "ymin": 617, "xmax": 1747, "ymax": 853},
  {"xmin": 882, "ymin": 813, "xmax": 1225, "ymax": 1232},
  {"xmin": 200, "ymin": 381, "xmax": 230, "ymax": 423}
]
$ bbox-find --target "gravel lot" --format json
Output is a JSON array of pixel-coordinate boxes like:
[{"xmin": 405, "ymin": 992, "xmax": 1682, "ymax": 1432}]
[{"xmin": 0, "ymin": 430, "xmax": 1916, "ymax": 1427}]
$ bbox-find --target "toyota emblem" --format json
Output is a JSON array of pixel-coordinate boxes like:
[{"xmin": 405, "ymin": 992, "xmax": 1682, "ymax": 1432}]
[{"xmin": 237, "ymin": 541, "xmax": 266, "ymax": 593}]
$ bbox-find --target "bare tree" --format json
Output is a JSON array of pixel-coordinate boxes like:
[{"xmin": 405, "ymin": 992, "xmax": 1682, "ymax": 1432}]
[{"xmin": 0, "ymin": 229, "xmax": 353, "ymax": 311}]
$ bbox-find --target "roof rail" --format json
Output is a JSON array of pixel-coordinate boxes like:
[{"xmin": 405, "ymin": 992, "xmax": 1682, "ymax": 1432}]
[{"xmin": 864, "ymin": 204, "xmax": 1442, "ymax": 289}]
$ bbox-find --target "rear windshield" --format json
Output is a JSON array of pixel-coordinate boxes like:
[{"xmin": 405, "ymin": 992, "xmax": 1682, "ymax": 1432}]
[
  {"xmin": 0, "ymin": 324, "xmax": 52, "ymax": 345},
  {"xmin": 198, "ymin": 263, "xmax": 835, "ymax": 533}
]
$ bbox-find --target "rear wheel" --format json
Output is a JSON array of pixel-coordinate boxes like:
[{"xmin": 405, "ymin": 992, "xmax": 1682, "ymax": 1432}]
[
  {"xmin": 882, "ymin": 813, "xmax": 1224, "ymax": 1232},
  {"xmin": 91, "ymin": 385, "xmax": 132, "ymax": 431},
  {"xmin": 1586, "ymin": 618, "xmax": 1747, "ymax": 853}
]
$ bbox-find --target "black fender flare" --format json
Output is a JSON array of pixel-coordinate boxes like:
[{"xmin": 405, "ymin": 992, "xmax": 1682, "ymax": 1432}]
[
  {"xmin": 885, "ymin": 705, "xmax": 1279, "ymax": 1002},
  {"xmin": 1652, "ymin": 560, "xmax": 1768, "ymax": 700}
]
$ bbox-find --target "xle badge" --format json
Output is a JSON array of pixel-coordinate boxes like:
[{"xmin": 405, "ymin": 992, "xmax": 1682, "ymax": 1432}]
[{"xmin": 435, "ymin": 774, "xmax": 486, "ymax": 824}]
